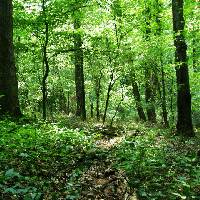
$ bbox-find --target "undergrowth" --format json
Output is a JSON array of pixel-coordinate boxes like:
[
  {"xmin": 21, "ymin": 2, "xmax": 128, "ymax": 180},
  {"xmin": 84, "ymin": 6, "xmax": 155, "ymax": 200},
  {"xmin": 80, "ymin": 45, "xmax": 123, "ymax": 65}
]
[
  {"xmin": 0, "ymin": 119, "xmax": 97, "ymax": 199},
  {"xmin": 113, "ymin": 126, "xmax": 200, "ymax": 199},
  {"xmin": 0, "ymin": 119, "xmax": 200, "ymax": 199}
]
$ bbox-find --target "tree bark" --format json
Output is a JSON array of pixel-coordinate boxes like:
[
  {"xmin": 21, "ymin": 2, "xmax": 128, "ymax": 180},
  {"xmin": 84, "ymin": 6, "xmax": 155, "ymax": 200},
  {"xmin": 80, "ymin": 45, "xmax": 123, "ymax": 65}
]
[
  {"xmin": 170, "ymin": 78, "xmax": 175, "ymax": 123},
  {"xmin": 155, "ymin": 0, "xmax": 169, "ymax": 127},
  {"xmin": 161, "ymin": 64, "xmax": 169, "ymax": 127},
  {"xmin": 145, "ymin": 69, "xmax": 157, "ymax": 123},
  {"xmin": 172, "ymin": 0, "xmax": 194, "ymax": 136},
  {"xmin": 74, "ymin": 17, "xmax": 86, "ymax": 120},
  {"xmin": 67, "ymin": 91, "xmax": 70, "ymax": 115},
  {"xmin": 42, "ymin": 0, "xmax": 49, "ymax": 120},
  {"xmin": 131, "ymin": 72, "xmax": 146, "ymax": 121},
  {"xmin": 0, "ymin": 0, "xmax": 21, "ymax": 117},
  {"xmin": 143, "ymin": 3, "xmax": 157, "ymax": 123},
  {"xmin": 102, "ymin": 71, "xmax": 114, "ymax": 124},
  {"xmin": 90, "ymin": 102, "xmax": 94, "ymax": 118},
  {"xmin": 95, "ymin": 68, "xmax": 103, "ymax": 121},
  {"xmin": 42, "ymin": 21, "xmax": 49, "ymax": 120},
  {"xmin": 95, "ymin": 81, "xmax": 101, "ymax": 121}
]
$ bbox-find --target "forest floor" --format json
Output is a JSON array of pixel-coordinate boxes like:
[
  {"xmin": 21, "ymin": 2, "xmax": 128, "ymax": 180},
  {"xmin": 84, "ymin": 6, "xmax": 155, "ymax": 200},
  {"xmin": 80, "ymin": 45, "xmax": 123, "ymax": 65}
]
[
  {"xmin": 0, "ymin": 118, "xmax": 200, "ymax": 200},
  {"xmin": 76, "ymin": 129, "xmax": 140, "ymax": 200},
  {"xmin": 76, "ymin": 132, "xmax": 137, "ymax": 200}
]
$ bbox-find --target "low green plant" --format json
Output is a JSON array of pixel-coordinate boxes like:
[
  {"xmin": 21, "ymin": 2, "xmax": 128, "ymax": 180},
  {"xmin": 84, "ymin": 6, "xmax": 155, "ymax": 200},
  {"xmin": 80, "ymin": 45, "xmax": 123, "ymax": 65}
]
[
  {"xmin": 113, "ymin": 128, "xmax": 200, "ymax": 199},
  {"xmin": 0, "ymin": 119, "xmax": 96, "ymax": 199}
]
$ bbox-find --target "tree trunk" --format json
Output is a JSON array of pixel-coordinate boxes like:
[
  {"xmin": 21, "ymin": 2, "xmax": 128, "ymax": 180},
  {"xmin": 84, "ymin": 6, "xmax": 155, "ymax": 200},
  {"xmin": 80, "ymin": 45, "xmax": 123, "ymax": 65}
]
[
  {"xmin": 42, "ymin": 21, "xmax": 49, "ymax": 120},
  {"xmin": 172, "ymin": 0, "xmax": 194, "ymax": 136},
  {"xmin": 161, "ymin": 64, "xmax": 169, "ymax": 127},
  {"xmin": 74, "ymin": 17, "xmax": 86, "ymax": 121},
  {"xmin": 95, "ymin": 69, "xmax": 103, "ymax": 121},
  {"xmin": 143, "ymin": 3, "xmax": 157, "ymax": 123},
  {"xmin": 67, "ymin": 91, "xmax": 70, "ymax": 115},
  {"xmin": 131, "ymin": 72, "xmax": 146, "ymax": 121},
  {"xmin": 102, "ymin": 71, "xmax": 114, "ymax": 124},
  {"xmin": 145, "ymin": 69, "xmax": 157, "ymax": 123},
  {"xmin": 155, "ymin": 0, "xmax": 169, "ymax": 127},
  {"xmin": 42, "ymin": 0, "xmax": 49, "ymax": 120},
  {"xmin": 95, "ymin": 80, "xmax": 101, "ymax": 121},
  {"xmin": 170, "ymin": 78, "xmax": 175, "ymax": 123},
  {"xmin": 0, "ymin": 0, "xmax": 21, "ymax": 117},
  {"xmin": 90, "ymin": 102, "xmax": 94, "ymax": 118},
  {"xmin": 156, "ymin": 65, "xmax": 169, "ymax": 127}
]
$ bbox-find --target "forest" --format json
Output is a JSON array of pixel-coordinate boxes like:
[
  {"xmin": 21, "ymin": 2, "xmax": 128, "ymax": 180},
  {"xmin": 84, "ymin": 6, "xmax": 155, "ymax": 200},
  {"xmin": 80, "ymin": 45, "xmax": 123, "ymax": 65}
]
[{"xmin": 0, "ymin": 0, "xmax": 200, "ymax": 199}]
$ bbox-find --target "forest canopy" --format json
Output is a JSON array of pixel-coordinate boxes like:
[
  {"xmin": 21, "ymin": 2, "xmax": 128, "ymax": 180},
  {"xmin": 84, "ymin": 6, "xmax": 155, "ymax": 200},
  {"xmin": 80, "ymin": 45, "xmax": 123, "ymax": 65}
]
[{"xmin": 10, "ymin": 0, "xmax": 200, "ymax": 133}]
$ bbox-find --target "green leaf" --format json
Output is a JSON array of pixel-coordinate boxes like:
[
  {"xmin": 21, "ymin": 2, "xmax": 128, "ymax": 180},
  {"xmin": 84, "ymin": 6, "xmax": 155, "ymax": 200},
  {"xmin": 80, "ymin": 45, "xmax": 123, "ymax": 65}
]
[
  {"xmin": 19, "ymin": 152, "xmax": 29, "ymax": 157},
  {"xmin": 172, "ymin": 192, "xmax": 187, "ymax": 199},
  {"xmin": 5, "ymin": 168, "xmax": 21, "ymax": 178}
]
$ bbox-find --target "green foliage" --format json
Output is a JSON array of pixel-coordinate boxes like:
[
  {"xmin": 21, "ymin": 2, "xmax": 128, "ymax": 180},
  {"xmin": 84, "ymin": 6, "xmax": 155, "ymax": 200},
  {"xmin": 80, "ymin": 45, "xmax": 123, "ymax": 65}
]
[
  {"xmin": 1, "ymin": 0, "xmax": 200, "ymax": 197},
  {"xmin": 0, "ymin": 119, "xmax": 200, "ymax": 199},
  {"xmin": 113, "ymin": 127, "xmax": 200, "ymax": 199},
  {"xmin": 0, "ymin": 119, "xmax": 96, "ymax": 199},
  {"xmin": 12, "ymin": 0, "xmax": 199, "ymax": 128}
]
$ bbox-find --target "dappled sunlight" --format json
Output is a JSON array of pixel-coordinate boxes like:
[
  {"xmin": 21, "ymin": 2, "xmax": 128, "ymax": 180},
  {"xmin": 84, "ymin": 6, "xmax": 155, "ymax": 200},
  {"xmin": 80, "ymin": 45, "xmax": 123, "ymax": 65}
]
[{"xmin": 0, "ymin": 0, "xmax": 200, "ymax": 199}]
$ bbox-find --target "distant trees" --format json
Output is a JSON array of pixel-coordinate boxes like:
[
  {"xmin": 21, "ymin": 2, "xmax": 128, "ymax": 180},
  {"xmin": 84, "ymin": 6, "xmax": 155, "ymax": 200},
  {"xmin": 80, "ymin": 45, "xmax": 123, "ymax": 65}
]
[
  {"xmin": 0, "ymin": 0, "xmax": 21, "ymax": 117},
  {"xmin": 143, "ymin": 2, "xmax": 157, "ymax": 123},
  {"xmin": 172, "ymin": 0, "xmax": 194, "ymax": 136},
  {"xmin": 11, "ymin": 0, "xmax": 199, "ymax": 135}
]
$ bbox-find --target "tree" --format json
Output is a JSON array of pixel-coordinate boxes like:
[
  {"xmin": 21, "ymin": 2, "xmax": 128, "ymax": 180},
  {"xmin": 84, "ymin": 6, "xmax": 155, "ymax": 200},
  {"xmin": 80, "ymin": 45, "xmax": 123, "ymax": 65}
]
[
  {"xmin": 172, "ymin": 0, "xmax": 194, "ymax": 136},
  {"xmin": 94, "ymin": 66, "xmax": 103, "ymax": 121},
  {"xmin": 155, "ymin": 0, "xmax": 169, "ymax": 127},
  {"xmin": 143, "ymin": 2, "xmax": 157, "ymax": 123},
  {"xmin": 12, "ymin": 0, "xmax": 200, "ymax": 130},
  {"xmin": 131, "ymin": 71, "xmax": 146, "ymax": 121},
  {"xmin": 0, "ymin": 0, "xmax": 21, "ymax": 117},
  {"xmin": 41, "ymin": 0, "xmax": 50, "ymax": 120},
  {"xmin": 73, "ymin": 12, "xmax": 86, "ymax": 121}
]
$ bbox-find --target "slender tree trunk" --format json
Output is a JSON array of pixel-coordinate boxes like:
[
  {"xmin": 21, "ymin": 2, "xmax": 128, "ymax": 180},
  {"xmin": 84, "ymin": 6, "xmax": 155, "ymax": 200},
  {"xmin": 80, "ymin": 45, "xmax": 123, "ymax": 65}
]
[
  {"xmin": 170, "ymin": 78, "xmax": 175, "ymax": 122},
  {"xmin": 67, "ymin": 91, "xmax": 70, "ymax": 115},
  {"xmin": 172, "ymin": 0, "xmax": 194, "ymax": 136},
  {"xmin": 74, "ymin": 17, "xmax": 86, "ymax": 121},
  {"xmin": 60, "ymin": 90, "xmax": 67, "ymax": 113},
  {"xmin": 131, "ymin": 72, "xmax": 146, "ymax": 121},
  {"xmin": 42, "ymin": 0, "xmax": 49, "ymax": 120},
  {"xmin": 42, "ymin": 22, "xmax": 49, "ymax": 120},
  {"xmin": 156, "ymin": 65, "xmax": 169, "ymax": 127},
  {"xmin": 155, "ymin": 0, "xmax": 169, "ymax": 127},
  {"xmin": 145, "ymin": 69, "xmax": 157, "ymax": 123},
  {"xmin": 96, "ymin": 81, "xmax": 101, "ymax": 121},
  {"xmin": 0, "ymin": 0, "xmax": 21, "ymax": 117},
  {"xmin": 102, "ymin": 4, "xmax": 122, "ymax": 124},
  {"xmin": 102, "ymin": 71, "xmax": 114, "ymax": 124},
  {"xmin": 143, "ymin": 4, "xmax": 157, "ymax": 123},
  {"xmin": 53, "ymin": 67, "xmax": 68, "ymax": 114},
  {"xmin": 90, "ymin": 102, "xmax": 94, "ymax": 118},
  {"xmin": 161, "ymin": 64, "xmax": 169, "ymax": 127},
  {"xmin": 95, "ymin": 69, "xmax": 103, "ymax": 121}
]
